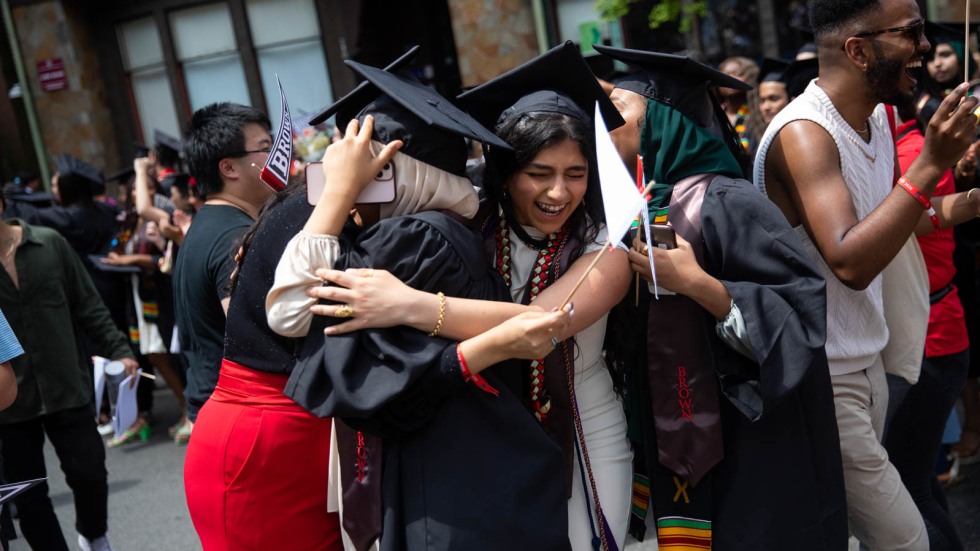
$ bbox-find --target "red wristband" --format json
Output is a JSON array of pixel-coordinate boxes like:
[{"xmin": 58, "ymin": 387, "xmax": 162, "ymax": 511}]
[
  {"xmin": 456, "ymin": 343, "xmax": 499, "ymax": 396},
  {"xmin": 897, "ymin": 176, "xmax": 941, "ymax": 232}
]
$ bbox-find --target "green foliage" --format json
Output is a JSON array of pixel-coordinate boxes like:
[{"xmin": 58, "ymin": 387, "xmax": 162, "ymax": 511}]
[{"xmin": 595, "ymin": 0, "xmax": 707, "ymax": 32}]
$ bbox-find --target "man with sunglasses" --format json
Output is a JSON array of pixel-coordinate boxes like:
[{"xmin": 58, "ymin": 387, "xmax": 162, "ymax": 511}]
[
  {"xmin": 174, "ymin": 102, "xmax": 274, "ymax": 434},
  {"xmin": 753, "ymin": 0, "xmax": 980, "ymax": 549}
]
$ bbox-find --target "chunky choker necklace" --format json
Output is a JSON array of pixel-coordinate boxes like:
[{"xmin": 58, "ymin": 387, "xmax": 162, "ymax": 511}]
[{"xmin": 495, "ymin": 215, "xmax": 569, "ymax": 423}]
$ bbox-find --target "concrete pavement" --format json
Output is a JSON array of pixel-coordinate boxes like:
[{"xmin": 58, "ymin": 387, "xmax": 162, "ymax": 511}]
[
  {"xmin": 8, "ymin": 386, "xmax": 199, "ymax": 551},
  {"xmin": 6, "ymin": 384, "xmax": 980, "ymax": 550}
]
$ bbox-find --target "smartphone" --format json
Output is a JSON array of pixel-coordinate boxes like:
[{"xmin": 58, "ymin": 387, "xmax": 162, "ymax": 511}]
[
  {"xmin": 305, "ymin": 161, "xmax": 397, "ymax": 206},
  {"xmin": 639, "ymin": 223, "xmax": 677, "ymax": 250},
  {"xmin": 651, "ymin": 223, "xmax": 677, "ymax": 250}
]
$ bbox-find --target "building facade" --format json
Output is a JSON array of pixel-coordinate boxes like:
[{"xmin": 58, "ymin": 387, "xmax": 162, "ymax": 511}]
[{"xmin": 0, "ymin": 0, "xmax": 935, "ymax": 184}]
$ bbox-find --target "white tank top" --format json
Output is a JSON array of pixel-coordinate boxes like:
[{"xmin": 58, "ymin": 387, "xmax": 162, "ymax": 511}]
[{"xmin": 753, "ymin": 80, "xmax": 893, "ymax": 375}]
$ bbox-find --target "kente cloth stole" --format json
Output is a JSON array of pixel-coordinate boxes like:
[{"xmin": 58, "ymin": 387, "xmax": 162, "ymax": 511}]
[
  {"xmin": 494, "ymin": 216, "xmax": 570, "ymax": 424},
  {"xmin": 647, "ymin": 174, "xmax": 723, "ymax": 549},
  {"xmin": 494, "ymin": 216, "xmax": 616, "ymax": 549},
  {"xmin": 335, "ymin": 420, "xmax": 383, "ymax": 551},
  {"xmin": 734, "ymin": 104, "xmax": 750, "ymax": 152}
]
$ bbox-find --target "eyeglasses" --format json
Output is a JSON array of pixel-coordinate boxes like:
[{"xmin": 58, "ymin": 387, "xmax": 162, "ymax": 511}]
[
  {"xmin": 227, "ymin": 146, "xmax": 272, "ymax": 158},
  {"xmin": 853, "ymin": 20, "xmax": 925, "ymax": 42}
]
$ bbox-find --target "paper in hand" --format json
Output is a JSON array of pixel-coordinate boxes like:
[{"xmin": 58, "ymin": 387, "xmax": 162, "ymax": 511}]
[{"xmin": 113, "ymin": 369, "xmax": 141, "ymax": 439}]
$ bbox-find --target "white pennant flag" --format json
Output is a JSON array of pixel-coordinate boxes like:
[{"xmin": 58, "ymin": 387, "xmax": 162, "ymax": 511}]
[
  {"xmin": 593, "ymin": 103, "xmax": 659, "ymax": 293},
  {"xmin": 594, "ymin": 102, "xmax": 647, "ymax": 245}
]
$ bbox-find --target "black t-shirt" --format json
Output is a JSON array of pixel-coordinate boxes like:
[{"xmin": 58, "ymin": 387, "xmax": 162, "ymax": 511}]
[
  {"xmin": 224, "ymin": 191, "xmax": 314, "ymax": 373},
  {"xmin": 173, "ymin": 204, "xmax": 252, "ymax": 420}
]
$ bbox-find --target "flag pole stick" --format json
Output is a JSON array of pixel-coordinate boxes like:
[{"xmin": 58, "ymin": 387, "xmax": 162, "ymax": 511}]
[
  {"xmin": 968, "ymin": 1, "xmax": 972, "ymax": 85},
  {"xmin": 558, "ymin": 242, "xmax": 612, "ymax": 311}
]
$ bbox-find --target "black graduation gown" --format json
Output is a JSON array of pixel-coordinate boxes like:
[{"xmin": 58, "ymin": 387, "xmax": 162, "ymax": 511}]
[
  {"xmin": 636, "ymin": 176, "xmax": 847, "ymax": 550},
  {"xmin": 700, "ymin": 177, "xmax": 847, "ymax": 550},
  {"xmin": 286, "ymin": 210, "xmax": 569, "ymax": 551}
]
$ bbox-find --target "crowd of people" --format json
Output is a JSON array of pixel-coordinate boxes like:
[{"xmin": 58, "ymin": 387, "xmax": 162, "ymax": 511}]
[{"xmin": 0, "ymin": 0, "xmax": 978, "ymax": 549}]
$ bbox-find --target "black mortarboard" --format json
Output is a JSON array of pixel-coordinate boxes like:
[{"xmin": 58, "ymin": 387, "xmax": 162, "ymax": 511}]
[
  {"xmin": 308, "ymin": 45, "xmax": 420, "ymax": 126},
  {"xmin": 594, "ymin": 44, "xmax": 750, "ymax": 129},
  {"xmin": 780, "ymin": 57, "xmax": 819, "ymax": 99},
  {"xmin": 796, "ymin": 43, "xmax": 818, "ymax": 59},
  {"xmin": 153, "ymin": 129, "xmax": 182, "ymax": 155},
  {"xmin": 926, "ymin": 21, "xmax": 965, "ymax": 48},
  {"xmin": 107, "ymin": 166, "xmax": 135, "ymax": 183},
  {"xmin": 133, "ymin": 141, "xmax": 150, "ymax": 158},
  {"xmin": 53, "ymin": 154, "xmax": 103, "ymax": 186},
  {"xmin": 760, "ymin": 57, "xmax": 792, "ymax": 83},
  {"xmin": 789, "ymin": 22, "xmax": 817, "ymax": 60},
  {"xmin": 344, "ymin": 60, "xmax": 511, "ymax": 176},
  {"xmin": 311, "ymin": 48, "xmax": 512, "ymax": 177},
  {"xmin": 456, "ymin": 41, "xmax": 625, "ymax": 132}
]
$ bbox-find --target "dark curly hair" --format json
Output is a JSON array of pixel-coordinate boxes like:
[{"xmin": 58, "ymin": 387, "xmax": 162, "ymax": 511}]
[
  {"xmin": 184, "ymin": 102, "xmax": 271, "ymax": 198},
  {"xmin": 808, "ymin": 0, "xmax": 881, "ymax": 47},
  {"xmin": 483, "ymin": 111, "xmax": 603, "ymax": 249}
]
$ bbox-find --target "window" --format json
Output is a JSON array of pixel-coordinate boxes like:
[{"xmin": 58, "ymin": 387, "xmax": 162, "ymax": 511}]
[
  {"xmin": 117, "ymin": 17, "xmax": 181, "ymax": 143},
  {"xmin": 170, "ymin": 3, "xmax": 251, "ymax": 111},
  {"xmin": 245, "ymin": 0, "xmax": 334, "ymax": 129}
]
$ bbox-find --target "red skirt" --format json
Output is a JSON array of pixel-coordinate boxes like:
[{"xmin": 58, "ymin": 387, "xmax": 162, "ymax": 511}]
[{"xmin": 184, "ymin": 358, "xmax": 342, "ymax": 551}]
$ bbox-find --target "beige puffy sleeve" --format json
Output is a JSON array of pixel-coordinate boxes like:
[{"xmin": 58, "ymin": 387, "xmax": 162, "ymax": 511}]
[{"xmin": 265, "ymin": 231, "xmax": 342, "ymax": 337}]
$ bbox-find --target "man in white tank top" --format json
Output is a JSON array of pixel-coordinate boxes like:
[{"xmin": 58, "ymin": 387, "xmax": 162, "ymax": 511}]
[{"xmin": 754, "ymin": 0, "xmax": 979, "ymax": 549}]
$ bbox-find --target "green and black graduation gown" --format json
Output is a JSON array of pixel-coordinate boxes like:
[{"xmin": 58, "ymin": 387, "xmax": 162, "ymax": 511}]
[{"xmin": 630, "ymin": 174, "xmax": 848, "ymax": 551}]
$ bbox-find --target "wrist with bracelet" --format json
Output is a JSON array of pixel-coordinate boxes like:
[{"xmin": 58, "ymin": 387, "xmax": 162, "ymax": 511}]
[
  {"xmin": 898, "ymin": 176, "xmax": 942, "ymax": 232},
  {"xmin": 456, "ymin": 343, "xmax": 499, "ymax": 396}
]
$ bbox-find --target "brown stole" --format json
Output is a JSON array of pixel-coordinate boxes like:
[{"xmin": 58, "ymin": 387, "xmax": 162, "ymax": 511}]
[
  {"xmin": 335, "ymin": 420, "xmax": 383, "ymax": 551},
  {"xmin": 646, "ymin": 174, "xmax": 724, "ymax": 486}
]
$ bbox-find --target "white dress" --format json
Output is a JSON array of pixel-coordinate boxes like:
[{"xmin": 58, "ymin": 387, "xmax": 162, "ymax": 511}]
[{"xmin": 506, "ymin": 223, "xmax": 633, "ymax": 551}]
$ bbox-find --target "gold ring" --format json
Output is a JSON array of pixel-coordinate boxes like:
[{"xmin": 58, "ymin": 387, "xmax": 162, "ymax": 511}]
[
  {"xmin": 335, "ymin": 304, "xmax": 354, "ymax": 318},
  {"xmin": 364, "ymin": 269, "xmax": 374, "ymax": 278},
  {"xmin": 641, "ymin": 245, "xmax": 649, "ymax": 255},
  {"xmin": 974, "ymin": 106, "xmax": 980, "ymax": 126}
]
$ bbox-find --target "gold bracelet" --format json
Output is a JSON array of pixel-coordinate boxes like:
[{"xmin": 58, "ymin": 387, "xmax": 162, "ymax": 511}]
[{"xmin": 428, "ymin": 292, "xmax": 446, "ymax": 337}]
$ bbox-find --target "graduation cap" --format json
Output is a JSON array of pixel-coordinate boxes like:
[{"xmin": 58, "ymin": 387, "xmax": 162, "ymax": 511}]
[
  {"xmin": 312, "ymin": 49, "xmax": 512, "ymax": 177},
  {"xmin": 926, "ymin": 21, "xmax": 965, "ymax": 49},
  {"xmin": 780, "ymin": 57, "xmax": 819, "ymax": 99},
  {"xmin": 53, "ymin": 154, "xmax": 103, "ymax": 187},
  {"xmin": 790, "ymin": 21, "xmax": 817, "ymax": 60},
  {"xmin": 759, "ymin": 57, "xmax": 792, "ymax": 83},
  {"xmin": 593, "ymin": 44, "xmax": 749, "ymax": 129},
  {"xmin": 106, "ymin": 166, "xmax": 135, "ymax": 183},
  {"xmin": 308, "ymin": 45, "xmax": 420, "ymax": 126},
  {"xmin": 456, "ymin": 41, "xmax": 625, "ymax": 132},
  {"xmin": 153, "ymin": 129, "xmax": 182, "ymax": 156}
]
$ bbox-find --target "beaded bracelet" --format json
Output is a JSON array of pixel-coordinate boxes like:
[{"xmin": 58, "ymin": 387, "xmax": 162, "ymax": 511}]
[
  {"xmin": 898, "ymin": 176, "xmax": 941, "ymax": 233},
  {"xmin": 428, "ymin": 292, "xmax": 446, "ymax": 337}
]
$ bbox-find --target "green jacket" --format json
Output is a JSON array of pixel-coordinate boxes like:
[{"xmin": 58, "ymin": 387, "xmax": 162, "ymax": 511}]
[{"xmin": 0, "ymin": 221, "xmax": 133, "ymax": 424}]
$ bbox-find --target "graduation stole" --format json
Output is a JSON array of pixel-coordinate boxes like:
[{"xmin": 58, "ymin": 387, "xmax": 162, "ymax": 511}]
[
  {"xmin": 335, "ymin": 420, "xmax": 383, "ymax": 551},
  {"xmin": 645, "ymin": 175, "xmax": 723, "ymax": 550},
  {"xmin": 494, "ymin": 215, "xmax": 570, "ymax": 423},
  {"xmin": 490, "ymin": 212, "xmax": 617, "ymax": 550}
]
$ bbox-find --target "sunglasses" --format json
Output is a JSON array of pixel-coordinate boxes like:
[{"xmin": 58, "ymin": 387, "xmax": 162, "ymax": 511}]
[{"xmin": 852, "ymin": 20, "xmax": 925, "ymax": 42}]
